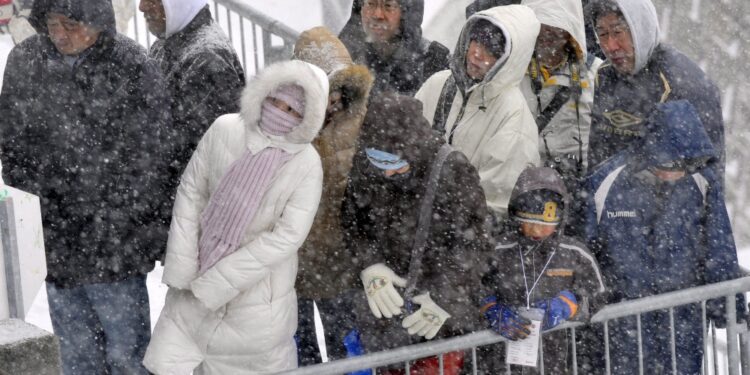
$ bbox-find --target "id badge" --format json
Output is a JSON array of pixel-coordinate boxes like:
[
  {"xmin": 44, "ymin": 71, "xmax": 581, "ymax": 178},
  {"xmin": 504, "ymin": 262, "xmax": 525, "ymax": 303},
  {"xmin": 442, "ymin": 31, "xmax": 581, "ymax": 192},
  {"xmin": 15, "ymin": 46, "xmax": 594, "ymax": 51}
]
[{"xmin": 505, "ymin": 307, "xmax": 544, "ymax": 367}]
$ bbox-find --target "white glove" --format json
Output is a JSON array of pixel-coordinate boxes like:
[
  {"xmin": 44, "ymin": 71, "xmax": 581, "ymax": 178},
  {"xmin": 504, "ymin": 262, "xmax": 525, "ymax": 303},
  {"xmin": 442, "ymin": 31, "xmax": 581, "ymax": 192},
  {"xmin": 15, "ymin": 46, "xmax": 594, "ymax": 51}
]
[
  {"xmin": 361, "ymin": 263, "xmax": 407, "ymax": 318},
  {"xmin": 402, "ymin": 293, "xmax": 451, "ymax": 340}
]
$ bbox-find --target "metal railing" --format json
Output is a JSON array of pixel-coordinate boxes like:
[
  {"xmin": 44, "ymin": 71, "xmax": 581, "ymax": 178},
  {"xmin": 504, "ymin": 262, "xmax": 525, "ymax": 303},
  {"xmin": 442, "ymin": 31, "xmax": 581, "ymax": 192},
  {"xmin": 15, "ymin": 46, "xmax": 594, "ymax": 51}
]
[
  {"xmin": 281, "ymin": 277, "xmax": 750, "ymax": 375},
  {"xmin": 127, "ymin": 0, "xmax": 299, "ymax": 75}
]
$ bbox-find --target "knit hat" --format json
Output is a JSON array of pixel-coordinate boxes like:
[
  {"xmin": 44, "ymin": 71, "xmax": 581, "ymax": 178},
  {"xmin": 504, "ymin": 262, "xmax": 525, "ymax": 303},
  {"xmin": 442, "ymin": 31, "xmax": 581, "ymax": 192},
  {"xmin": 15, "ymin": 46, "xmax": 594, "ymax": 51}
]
[
  {"xmin": 469, "ymin": 19, "xmax": 506, "ymax": 59},
  {"xmin": 511, "ymin": 189, "xmax": 564, "ymax": 225},
  {"xmin": 268, "ymin": 84, "xmax": 306, "ymax": 116}
]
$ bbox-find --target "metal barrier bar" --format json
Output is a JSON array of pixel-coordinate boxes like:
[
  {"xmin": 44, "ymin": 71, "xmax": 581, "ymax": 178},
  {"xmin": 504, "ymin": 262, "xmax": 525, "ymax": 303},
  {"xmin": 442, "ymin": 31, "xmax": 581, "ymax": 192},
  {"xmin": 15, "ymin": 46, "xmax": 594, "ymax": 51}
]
[
  {"xmin": 571, "ymin": 326, "xmax": 578, "ymax": 375},
  {"xmin": 282, "ymin": 277, "xmax": 750, "ymax": 375},
  {"xmin": 591, "ymin": 277, "xmax": 750, "ymax": 323},
  {"xmin": 127, "ymin": 0, "xmax": 299, "ymax": 75}
]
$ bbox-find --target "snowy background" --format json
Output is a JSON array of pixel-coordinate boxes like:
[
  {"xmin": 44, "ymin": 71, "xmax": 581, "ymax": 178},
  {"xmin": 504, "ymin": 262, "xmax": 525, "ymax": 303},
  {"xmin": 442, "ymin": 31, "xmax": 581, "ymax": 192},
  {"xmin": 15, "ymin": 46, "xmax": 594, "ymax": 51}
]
[{"xmin": 0, "ymin": 2, "xmax": 747, "ymax": 368}]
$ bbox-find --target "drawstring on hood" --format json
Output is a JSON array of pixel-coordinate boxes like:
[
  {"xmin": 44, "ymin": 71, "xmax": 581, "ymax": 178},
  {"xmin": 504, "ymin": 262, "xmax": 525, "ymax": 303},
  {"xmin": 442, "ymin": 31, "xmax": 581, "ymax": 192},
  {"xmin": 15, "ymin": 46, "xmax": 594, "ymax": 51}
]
[{"xmin": 163, "ymin": 0, "xmax": 208, "ymax": 38}]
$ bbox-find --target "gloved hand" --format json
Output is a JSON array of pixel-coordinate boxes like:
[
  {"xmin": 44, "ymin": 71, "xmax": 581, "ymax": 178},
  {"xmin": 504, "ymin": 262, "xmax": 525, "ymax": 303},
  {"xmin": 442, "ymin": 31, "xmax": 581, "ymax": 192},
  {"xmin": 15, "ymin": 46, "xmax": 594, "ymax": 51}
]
[
  {"xmin": 402, "ymin": 293, "xmax": 451, "ymax": 340},
  {"xmin": 361, "ymin": 263, "xmax": 407, "ymax": 318},
  {"xmin": 534, "ymin": 290, "xmax": 578, "ymax": 330},
  {"xmin": 343, "ymin": 329, "xmax": 371, "ymax": 375},
  {"xmin": 481, "ymin": 296, "xmax": 532, "ymax": 341}
]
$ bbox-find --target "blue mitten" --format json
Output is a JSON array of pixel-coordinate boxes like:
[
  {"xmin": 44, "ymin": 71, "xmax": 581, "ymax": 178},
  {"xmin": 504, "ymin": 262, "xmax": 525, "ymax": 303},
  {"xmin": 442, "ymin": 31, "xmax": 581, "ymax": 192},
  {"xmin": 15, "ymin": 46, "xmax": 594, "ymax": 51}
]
[
  {"xmin": 481, "ymin": 296, "xmax": 532, "ymax": 341},
  {"xmin": 343, "ymin": 329, "xmax": 371, "ymax": 375},
  {"xmin": 534, "ymin": 290, "xmax": 578, "ymax": 330}
]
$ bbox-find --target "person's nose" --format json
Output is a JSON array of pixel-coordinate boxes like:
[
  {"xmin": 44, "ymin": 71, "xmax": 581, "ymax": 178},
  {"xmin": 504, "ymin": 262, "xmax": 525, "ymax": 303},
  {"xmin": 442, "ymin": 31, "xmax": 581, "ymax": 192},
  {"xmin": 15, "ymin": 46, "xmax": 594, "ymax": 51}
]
[
  {"xmin": 601, "ymin": 37, "xmax": 620, "ymax": 55},
  {"xmin": 371, "ymin": 5, "xmax": 385, "ymax": 19}
]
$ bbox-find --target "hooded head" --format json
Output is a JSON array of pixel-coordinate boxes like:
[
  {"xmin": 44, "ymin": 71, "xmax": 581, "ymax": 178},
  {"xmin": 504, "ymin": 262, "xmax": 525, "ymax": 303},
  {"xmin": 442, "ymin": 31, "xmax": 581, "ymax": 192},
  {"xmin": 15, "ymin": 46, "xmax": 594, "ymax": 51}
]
[
  {"xmin": 139, "ymin": 0, "xmax": 207, "ymax": 38},
  {"xmin": 30, "ymin": 0, "xmax": 116, "ymax": 38},
  {"xmin": 240, "ymin": 60, "xmax": 329, "ymax": 146},
  {"xmin": 358, "ymin": 92, "xmax": 444, "ymax": 182},
  {"xmin": 634, "ymin": 100, "xmax": 716, "ymax": 174},
  {"xmin": 340, "ymin": 0, "xmax": 425, "ymax": 56},
  {"xmin": 293, "ymin": 27, "xmax": 374, "ymax": 125},
  {"xmin": 451, "ymin": 5, "xmax": 540, "ymax": 93},
  {"xmin": 522, "ymin": 0, "xmax": 587, "ymax": 64},
  {"xmin": 508, "ymin": 167, "xmax": 569, "ymax": 240},
  {"xmin": 590, "ymin": 0, "xmax": 660, "ymax": 75}
]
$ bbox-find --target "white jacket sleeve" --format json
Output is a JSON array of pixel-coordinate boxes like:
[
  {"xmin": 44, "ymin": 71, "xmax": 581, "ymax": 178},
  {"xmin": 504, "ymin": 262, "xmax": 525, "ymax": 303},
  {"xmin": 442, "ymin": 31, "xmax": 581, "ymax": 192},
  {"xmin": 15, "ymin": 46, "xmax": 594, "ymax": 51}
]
[
  {"xmin": 479, "ymin": 110, "xmax": 541, "ymax": 216},
  {"xmin": 190, "ymin": 158, "xmax": 323, "ymax": 310},
  {"xmin": 161, "ymin": 127, "xmax": 213, "ymax": 290}
]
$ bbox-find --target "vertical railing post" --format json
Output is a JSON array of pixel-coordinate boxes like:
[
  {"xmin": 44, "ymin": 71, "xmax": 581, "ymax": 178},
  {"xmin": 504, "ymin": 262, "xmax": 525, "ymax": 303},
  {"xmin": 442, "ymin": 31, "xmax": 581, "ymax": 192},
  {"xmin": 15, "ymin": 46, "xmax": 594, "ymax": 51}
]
[
  {"xmin": 571, "ymin": 327, "xmax": 578, "ymax": 375},
  {"xmin": 637, "ymin": 314, "xmax": 644, "ymax": 375},
  {"xmin": 726, "ymin": 294, "xmax": 740, "ymax": 375},
  {"xmin": 604, "ymin": 321, "xmax": 611, "ymax": 375},
  {"xmin": 703, "ymin": 301, "xmax": 709, "ymax": 375},
  {"xmin": 740, "ymin": 331, "xmax": 750, "ymax": 374},
  {"xmin": 0, "ymin": 197, "xmax": 23, "ymax": 320}
]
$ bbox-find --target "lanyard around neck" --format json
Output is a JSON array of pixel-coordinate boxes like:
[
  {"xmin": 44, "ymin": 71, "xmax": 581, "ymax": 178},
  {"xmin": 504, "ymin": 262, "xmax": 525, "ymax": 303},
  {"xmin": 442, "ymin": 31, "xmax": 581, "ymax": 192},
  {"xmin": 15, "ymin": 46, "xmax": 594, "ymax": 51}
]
[{"xmin": 519, "ymin": 244, "xmax": 557, "ymax": 309}]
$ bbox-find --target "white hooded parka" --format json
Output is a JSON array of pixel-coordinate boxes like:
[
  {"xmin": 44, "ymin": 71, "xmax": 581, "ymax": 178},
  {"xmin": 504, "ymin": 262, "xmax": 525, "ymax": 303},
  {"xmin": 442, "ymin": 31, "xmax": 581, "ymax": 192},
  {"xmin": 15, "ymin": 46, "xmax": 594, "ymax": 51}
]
[
  {"xmin": 143, "ymin": 60, "xmax": 328, "ymax": 375},
  {"xmin": 415, "ymin": 5, "xmax": 541, "ymax": 218}
]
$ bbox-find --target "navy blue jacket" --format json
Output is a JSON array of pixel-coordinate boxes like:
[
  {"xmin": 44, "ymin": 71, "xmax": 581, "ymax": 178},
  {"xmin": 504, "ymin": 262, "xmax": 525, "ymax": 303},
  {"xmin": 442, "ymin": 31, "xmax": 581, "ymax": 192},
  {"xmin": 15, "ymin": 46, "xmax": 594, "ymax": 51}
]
[
  {"xmin": 588, "ymin": 45, "xmax": 725, "ymax": 175},
  {"xmin": 583, "ymin": 101, "xmax": 742, "ymax": 321}
]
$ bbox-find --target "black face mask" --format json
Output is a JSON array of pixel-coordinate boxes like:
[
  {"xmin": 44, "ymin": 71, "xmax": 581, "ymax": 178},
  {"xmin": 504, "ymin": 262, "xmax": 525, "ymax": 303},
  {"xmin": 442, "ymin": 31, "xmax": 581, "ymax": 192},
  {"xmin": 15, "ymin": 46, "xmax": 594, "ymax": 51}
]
[{"xmin": 367, "ymin": 163, "xmax": 418, "ymax": 192}]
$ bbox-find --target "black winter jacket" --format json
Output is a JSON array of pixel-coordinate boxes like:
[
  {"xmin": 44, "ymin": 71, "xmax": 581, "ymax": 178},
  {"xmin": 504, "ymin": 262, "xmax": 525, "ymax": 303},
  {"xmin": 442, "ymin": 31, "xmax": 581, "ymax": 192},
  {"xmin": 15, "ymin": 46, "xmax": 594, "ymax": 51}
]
[
  {"xmin": 0, "ymin": 0, "xmax": 171, "ymax": 288},
  {"xmin": 339, "ymin": 0, "xmax": 450, "ymax": 96},
  {"xmin": 149, "ymin": 6, "xmax": 245, "ymax": 246},
  {"xmin": 342, "ymin": 93, "xmax": 492, "ymax": 352}
]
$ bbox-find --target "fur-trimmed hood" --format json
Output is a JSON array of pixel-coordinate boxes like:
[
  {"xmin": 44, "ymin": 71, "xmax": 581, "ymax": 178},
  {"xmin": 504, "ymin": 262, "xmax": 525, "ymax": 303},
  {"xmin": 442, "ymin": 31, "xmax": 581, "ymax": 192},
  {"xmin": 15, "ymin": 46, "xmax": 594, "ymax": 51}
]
[
  {"xmin": 240, "ymin": 60, "xmax": 329, "ymax": 147},
  {"xmin": 293, "ymin": 26, "xmax": 373, "ymax": 125}
]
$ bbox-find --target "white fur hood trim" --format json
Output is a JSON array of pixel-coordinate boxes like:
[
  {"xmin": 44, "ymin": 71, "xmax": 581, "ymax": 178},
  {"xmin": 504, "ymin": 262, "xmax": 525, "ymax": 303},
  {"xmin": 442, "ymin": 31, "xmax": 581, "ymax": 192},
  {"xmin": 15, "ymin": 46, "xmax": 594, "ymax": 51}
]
[{"xmin": 240, "ymin": 60, "xmax": 329, "ymax": 146}]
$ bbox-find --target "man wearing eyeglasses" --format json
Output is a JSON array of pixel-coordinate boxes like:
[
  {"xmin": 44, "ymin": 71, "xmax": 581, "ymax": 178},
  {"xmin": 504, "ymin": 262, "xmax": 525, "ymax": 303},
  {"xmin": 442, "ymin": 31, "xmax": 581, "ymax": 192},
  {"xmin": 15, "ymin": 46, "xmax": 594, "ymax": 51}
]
[
  {"xmin": 0, "ymin": 0, "xmax": 170, "ymax": 374},
  {"xmin": 586, "ymin": 0, "xmax": 725, "ymax": 180},
  {"xmin": 339, "ymin": 0, "xmax": 450, "ymax": 96}
]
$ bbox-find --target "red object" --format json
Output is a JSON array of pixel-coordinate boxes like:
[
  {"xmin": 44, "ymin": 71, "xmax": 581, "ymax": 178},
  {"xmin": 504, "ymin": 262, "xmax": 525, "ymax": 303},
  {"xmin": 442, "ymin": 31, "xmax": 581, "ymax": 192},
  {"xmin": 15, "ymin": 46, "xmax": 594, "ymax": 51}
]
[
  {"xmin": 379, "ymin": 351, "xmax": 465, "ymax": 375},
  {"xmin": 0, "ymin": 0, "xmax": 13, "ymax": 26}
]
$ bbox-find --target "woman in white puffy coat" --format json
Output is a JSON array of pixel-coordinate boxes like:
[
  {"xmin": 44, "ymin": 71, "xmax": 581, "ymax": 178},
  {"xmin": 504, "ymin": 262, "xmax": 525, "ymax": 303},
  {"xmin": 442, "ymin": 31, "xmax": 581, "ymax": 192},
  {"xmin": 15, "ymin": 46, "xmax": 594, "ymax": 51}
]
[{"xmin": 143, "ymin": 60, "xmax": 328, "ymax": 374}]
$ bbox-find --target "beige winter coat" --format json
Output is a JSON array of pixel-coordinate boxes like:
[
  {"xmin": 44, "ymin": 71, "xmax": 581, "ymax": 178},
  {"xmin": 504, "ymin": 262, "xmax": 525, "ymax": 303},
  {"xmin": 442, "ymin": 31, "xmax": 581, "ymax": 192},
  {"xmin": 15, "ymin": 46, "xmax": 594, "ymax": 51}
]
[
  {"xmin": 292, "ymin": 27, "xmax": 374, "ymax": 300},
  {"xmin": 521, "ymin": 0, "xmax": 604, "ymax": 171},
  {"xmin": 143, "ymin": 60, "xmax": 328, "ymax": 375},
  {"xmin": 416, "ymin": 5, "xmax": 541, "ymax": 218}
]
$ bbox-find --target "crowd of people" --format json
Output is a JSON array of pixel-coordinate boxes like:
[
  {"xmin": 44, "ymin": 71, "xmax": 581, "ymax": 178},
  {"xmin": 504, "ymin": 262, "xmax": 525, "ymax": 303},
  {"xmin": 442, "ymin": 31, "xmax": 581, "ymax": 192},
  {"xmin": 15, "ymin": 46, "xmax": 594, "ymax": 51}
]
[{"xmin": 0, "ymin": 0, "xmax": 744, "ymax": 374}]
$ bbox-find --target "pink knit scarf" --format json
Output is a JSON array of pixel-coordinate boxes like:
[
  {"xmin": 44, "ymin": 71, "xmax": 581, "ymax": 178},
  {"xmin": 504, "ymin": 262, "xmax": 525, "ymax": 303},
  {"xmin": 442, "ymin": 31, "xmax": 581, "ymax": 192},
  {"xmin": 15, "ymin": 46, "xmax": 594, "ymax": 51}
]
[{"xmin": 197, "ymin": 98, "xmax": 302, "ymax": 274}]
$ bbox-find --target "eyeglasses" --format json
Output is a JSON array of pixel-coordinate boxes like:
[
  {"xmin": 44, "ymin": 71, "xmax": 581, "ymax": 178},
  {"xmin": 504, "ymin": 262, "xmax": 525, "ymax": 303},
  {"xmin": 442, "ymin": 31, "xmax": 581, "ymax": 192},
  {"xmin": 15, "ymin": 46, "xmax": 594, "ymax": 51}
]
[
  {"xmin": 46, "ymin": 19, "xmax": 84, "ymax": 33},
  {"xmin": 362, "ymin": 0, "xmax": 400, "ymax": 14},
  {"xmin": 595, "ymin": 22, "xmax": 630, "ymax": 44},
  {"xmin": 653, "ymin": 160, "xmax": 686, "ymax": 172}
]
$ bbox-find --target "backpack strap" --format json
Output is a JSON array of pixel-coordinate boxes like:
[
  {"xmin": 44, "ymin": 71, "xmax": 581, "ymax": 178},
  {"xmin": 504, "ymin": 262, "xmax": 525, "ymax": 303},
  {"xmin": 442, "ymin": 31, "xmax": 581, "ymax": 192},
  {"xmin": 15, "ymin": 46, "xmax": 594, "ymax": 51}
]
[
  {"xmin": 431, "ymin": 75, "xmax": 458, "ymax": 137},
  {"xmin": 404, "ymin": 144, "xmax": 455, "ymax": 300}
]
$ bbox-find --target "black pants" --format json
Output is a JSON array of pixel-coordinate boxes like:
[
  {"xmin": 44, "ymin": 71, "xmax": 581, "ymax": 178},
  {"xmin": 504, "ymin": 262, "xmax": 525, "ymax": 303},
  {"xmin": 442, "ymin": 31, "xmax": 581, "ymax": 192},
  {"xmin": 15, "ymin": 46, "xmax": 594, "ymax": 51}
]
[{"xmin": 297, "ymin": 290, "xmax": 358, "ymax": 366}]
